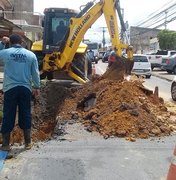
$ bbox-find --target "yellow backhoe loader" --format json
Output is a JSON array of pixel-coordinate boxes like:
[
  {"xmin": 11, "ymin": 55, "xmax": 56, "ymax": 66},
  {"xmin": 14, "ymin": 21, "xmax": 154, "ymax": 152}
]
[{"xmin": 31, "ymin": 0, "xmax": 133, "ymax": 83}]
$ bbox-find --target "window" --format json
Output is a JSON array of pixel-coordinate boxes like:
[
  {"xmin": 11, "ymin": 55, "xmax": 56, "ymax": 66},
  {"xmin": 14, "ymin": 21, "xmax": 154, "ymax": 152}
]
[
  {"xmin": 52, "ymin": 18, "xmax": 69, "ymax": 44},
  {"xmin": 156, "ymin": 50, "xmax": 168, "ymax": 55},
  {"xmin": 171, "ymin": 52, "xmax": 176, "ymax": 56},
  {"xmin": 133, "ymin": 56, "xmax": 148, "ymax": 62}
]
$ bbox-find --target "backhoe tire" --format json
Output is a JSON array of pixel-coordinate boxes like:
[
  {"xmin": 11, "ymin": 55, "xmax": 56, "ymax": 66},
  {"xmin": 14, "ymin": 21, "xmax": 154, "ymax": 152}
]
[
  {"xmin": 72, "ymin": 53, "xmax": 92, "ymax": 81},
  {"xmin": 33, "ymin": 50, "xmax": 92, "ymax": 81}
]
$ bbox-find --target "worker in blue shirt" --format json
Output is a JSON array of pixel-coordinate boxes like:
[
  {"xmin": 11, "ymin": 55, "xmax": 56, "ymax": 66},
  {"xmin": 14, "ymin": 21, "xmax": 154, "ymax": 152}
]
[{"xmin": 0, "ymin": 34, "xmax": 40, "ymax": 151}]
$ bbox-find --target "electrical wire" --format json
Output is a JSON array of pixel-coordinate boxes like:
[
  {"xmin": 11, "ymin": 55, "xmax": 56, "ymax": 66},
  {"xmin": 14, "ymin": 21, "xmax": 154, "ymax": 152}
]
[
  {"xmin": 135, "ymin": 0, "xmax": 175, "ymax": 25},
  {"xmin": 145, "ymin": 11, "xmax": 176, "ymax": 28},
  {"xmin": 136, "ymin": 2, "xmax": 176, "ymax": 27},
  {"xmin": 130, "ymin": 14, "xmax": 176, "ymax": 39}
]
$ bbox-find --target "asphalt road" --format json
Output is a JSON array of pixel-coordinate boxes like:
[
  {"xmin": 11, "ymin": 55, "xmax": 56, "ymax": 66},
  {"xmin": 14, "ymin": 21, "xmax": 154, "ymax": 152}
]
[
  {"xmin": 143, "ymin": 75, "xmax": 172, "ymax": 101},
  {"xmin": 1, "ymin": 124, "xmax": 175, "ymax": 180}
]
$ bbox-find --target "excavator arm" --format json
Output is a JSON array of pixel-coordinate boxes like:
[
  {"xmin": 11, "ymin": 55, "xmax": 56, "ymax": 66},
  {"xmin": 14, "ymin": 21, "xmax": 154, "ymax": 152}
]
[{"xmin": 43, "ymin": 0, "xmax": 133, "ymax": 83}]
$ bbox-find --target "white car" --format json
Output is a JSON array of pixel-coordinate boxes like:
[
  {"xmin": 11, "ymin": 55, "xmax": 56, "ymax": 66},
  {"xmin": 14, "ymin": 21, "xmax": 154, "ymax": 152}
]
[
  {"xmin": 132, "ymin": 54, "xmax": 152, "ymax": 79},
  {"xmin": 146, "ymin": 50, "xmax": 176, "ymax": 70},
  {"xmin": 171, "ymin": 76, "xmax": 176, "ymax": 101}
]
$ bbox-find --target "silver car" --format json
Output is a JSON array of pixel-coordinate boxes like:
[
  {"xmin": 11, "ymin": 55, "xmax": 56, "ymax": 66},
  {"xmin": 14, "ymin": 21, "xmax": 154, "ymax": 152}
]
[{"xmin": 161, "ymin": 54, "xmax": 176, "ymax": 74}]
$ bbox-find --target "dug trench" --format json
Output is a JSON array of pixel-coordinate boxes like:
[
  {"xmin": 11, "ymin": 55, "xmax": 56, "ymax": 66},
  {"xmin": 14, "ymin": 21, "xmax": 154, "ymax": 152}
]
[{"xmin": 0, "ymin": 61, "xmax": 176, "ymax": 145}]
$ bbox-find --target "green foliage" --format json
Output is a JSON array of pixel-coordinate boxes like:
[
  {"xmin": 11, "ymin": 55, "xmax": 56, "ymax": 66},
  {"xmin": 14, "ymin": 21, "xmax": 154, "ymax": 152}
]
[{"xmin": 157, "ymin": 30, "xmax": 176, "ymax": 50}]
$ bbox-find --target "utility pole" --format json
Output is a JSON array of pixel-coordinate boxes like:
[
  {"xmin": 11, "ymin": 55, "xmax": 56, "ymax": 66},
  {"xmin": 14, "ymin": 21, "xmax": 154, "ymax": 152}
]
[
  {"xmin": 100, "ymin": 27, "xmax": 107, "ymax": 50},
  {"xmin": 120, "ymin": 8, "xmax": 124, "ymax": 41},
  {"xmin": 164, "ymin": 11, "xmax": 168, "ymax": 29}
]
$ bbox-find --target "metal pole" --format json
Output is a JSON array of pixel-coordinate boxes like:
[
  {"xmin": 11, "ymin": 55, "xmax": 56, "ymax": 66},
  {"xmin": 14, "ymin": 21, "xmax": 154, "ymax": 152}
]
[
  {"xmin": 164, "ymin": 11, "xmax": 168, "ymax": 29},
  {"xmin": 102, "ymin": 27, "xmax": 106, "ymax": 49},
  {"xmin": 120, "ymin": 8, "xmax": 124, "ymax": 41}
]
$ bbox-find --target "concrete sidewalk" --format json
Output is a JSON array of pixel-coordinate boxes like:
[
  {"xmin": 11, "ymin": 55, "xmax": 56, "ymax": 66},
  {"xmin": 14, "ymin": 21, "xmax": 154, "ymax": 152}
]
[{"xmin": 152, "ymin": 70, "xmax": 174, "ymax": 82}]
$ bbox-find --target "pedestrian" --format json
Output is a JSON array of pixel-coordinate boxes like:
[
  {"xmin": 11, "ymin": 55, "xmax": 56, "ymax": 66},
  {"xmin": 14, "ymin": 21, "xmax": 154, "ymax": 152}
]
[{"xmin": 0, "ymin": 34, "xmax": 40, "ymax": 151}]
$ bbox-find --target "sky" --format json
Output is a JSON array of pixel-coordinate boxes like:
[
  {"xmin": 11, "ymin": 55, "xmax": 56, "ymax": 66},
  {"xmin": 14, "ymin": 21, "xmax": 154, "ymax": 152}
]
[{"xmin": 34, "ymin": 0, "xmax": 176, "ymax": 43}]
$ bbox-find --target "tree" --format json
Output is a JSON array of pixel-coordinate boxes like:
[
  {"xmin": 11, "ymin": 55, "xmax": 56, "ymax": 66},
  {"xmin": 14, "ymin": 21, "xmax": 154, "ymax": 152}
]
[{"xmin": 157, "ymin": 30, "xmax": 176, "ymax": 50}]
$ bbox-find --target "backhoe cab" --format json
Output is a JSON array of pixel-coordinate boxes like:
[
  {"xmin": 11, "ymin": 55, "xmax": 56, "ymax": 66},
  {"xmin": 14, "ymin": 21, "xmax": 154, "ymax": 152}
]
[
  {"xmin": 32, "ymin": 8, "xmax": 91, "ymax": 81},
  {"xmin": 42, "ymin": 8, "xmax": 77, "ymax": 53}
]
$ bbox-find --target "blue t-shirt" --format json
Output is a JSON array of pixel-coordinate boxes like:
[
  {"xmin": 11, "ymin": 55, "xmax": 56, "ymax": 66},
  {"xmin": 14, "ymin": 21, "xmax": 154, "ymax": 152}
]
[{"xmin": 0, "ymin": 42, "xmax": 40, "ymax": 92}]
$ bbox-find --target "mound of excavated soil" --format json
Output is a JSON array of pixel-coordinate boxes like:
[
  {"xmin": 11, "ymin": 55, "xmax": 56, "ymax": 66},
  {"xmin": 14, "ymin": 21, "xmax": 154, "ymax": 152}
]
[{"xmin": 57, "ymin": 76, "xmax": 176, "ymax": 141}]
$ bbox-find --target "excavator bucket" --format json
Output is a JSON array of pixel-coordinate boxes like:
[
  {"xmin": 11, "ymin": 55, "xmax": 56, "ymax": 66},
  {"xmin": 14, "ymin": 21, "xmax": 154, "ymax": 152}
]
[{"xmin": 102, "ymin": 56, "xmax": 134, "ymax": 81}]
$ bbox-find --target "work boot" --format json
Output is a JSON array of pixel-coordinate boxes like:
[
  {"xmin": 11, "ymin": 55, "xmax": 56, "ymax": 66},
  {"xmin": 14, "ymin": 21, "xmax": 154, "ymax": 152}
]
[
  {"xmin": 23, "ymin": 129, "xmax": 32, "ymax": 150},
  {"xmin": 0, "ymin": 133, "xmax": 11, "ymax": 151}
]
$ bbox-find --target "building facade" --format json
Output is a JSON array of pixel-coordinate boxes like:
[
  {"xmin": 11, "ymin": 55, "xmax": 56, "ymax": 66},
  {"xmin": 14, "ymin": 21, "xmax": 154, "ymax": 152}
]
[
  {"xmin": 10, "ymin": 0, "xmax": 33, "ymax": 13},
  {"xmin": 149, "ymin": 37, "xmax": 160, "ymax": 53},
  {"xmin": 0, "ymin": 0, "xmax": 42, "ymax": 42},
  {"xmin": 130, "ymin": 26, "xmax": 161, "ymax": 54},
  {"xmin": 0, "ymin": 0, "xmax": 19, "ymax": 36},
  {"xmin": 8, "ymin": 0, "xmax": 34, "ymax": 25}
]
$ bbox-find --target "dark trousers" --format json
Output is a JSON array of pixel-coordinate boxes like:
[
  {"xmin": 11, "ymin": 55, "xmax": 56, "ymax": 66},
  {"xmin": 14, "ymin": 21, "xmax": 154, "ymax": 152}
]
[{"xmin": 1, "ymin": 86, "xmax": 32, "ymax": 134}]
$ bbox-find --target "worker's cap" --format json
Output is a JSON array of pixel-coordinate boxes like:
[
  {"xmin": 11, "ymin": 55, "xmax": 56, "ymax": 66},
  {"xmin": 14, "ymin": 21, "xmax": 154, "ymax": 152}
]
[{"xmin": 10, "ymin": 34, "xmax": 22, "ymax": 44}]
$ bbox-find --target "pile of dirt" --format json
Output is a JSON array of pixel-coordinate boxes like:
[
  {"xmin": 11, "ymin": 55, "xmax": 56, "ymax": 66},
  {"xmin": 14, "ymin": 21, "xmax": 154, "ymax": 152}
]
[{"xmin": 56, "ymin": 76, "xmax": 176, "ymax": 141}]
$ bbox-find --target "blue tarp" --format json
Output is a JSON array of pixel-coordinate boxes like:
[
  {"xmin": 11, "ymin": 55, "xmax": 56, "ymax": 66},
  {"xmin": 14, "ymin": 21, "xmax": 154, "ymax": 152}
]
[{"xmin": 0, "ymin": 150, "xmax": 8, "ymax": 171}]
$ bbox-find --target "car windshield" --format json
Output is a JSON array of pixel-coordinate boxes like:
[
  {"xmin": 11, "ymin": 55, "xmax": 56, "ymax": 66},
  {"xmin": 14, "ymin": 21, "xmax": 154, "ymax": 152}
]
[
  {"xmin": 156, "ymin": 51, "xmax": 168, "ymax": 55},
  {"xmin": 156, "ymin": 50, "xmax": 176, "ymax": 55},
  {"xmin": 133, "ymin": 56, "xmax": 148, "ymax": 62}
]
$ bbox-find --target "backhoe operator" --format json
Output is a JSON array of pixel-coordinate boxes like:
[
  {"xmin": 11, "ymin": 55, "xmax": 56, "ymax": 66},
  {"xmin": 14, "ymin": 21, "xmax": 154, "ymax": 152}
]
[{"xmin": 54, "ymin": 20, "xmax": 68, "ymax": 45}]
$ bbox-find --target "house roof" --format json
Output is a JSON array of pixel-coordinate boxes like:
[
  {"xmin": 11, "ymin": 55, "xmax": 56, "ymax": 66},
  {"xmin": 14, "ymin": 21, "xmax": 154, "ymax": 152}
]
[
  {"xmin": 1, "ymin": 0, "xmax": 13, "ymax": 10},
  {"xmin": 0, "ymin": 17, "xmax": 22, "ymax": 31}
]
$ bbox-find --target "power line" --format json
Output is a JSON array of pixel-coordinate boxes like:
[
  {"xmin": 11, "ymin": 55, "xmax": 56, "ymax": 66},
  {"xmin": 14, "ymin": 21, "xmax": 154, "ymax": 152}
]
[
  {"xmin": 142, "ymin": 13, "xmax": 164, "ymax": 28},
  {"xmin": 135, "ymin": 0, "xmax": 175, "ymax": 25},
  {"xmin": 100, "ymin": 27, "xmax": 108, "ymax": 48},
  {"xmin": 153, "ymin": 15, "xmax": 176, "ymax": 29},
  {"xmin": 136, "ymin": 2, "xmax": 176, "ymax": 27},
  {"xmin": 145, "ymin": 11, "xmax": 176, "ymax": 28},
  {"xmin": 130, "ymin": 14, "xmax": 176, "ymax": 39}
]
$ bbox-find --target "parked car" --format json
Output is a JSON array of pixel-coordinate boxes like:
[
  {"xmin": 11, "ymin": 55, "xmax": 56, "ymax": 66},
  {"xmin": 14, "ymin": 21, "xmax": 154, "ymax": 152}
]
[
  {"xmin": 146, "ymin": 50, "xmax": 176, "ymax": 70},
  {"xmin": 161, "ymin": 54, "xmax": 176, "ymax": 74},
  {"xmin": 171, "ymin": 76, "xmax": 176, "ymax": 101},
  {"xmin": 131, "ymin": 54, "xmax": 152, "ymax": 78},
  {"xmin": 102, "ymin": 51, "xmax": 111, "ymax": 63}
]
